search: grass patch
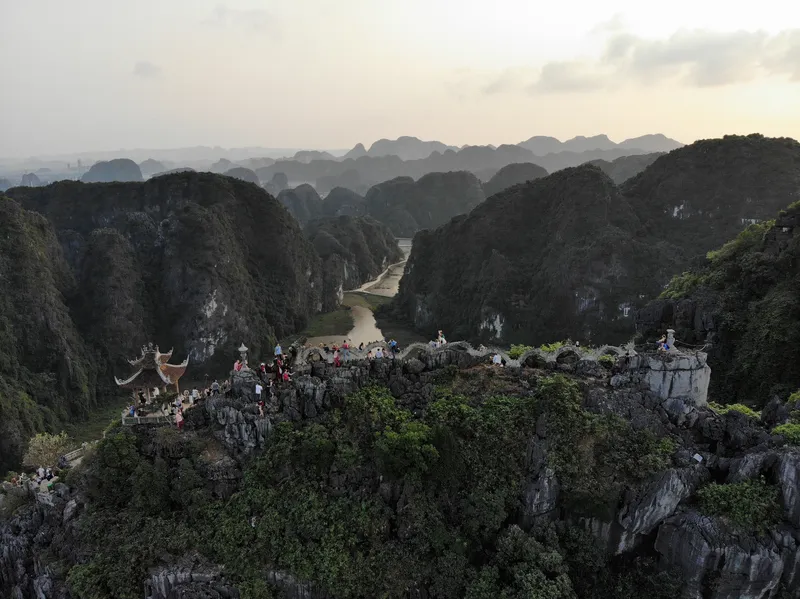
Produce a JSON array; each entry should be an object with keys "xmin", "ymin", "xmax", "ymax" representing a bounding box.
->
[
  {"xmin": 708, "ymin": 402, "xmax": 761, "ymax": 419},
  {"xmin": 343, "ymin": 292, "xmax": 390, "ymax": 311},
  {"xmin": 64, "ymin": 394, "xmax": 130, "ymax": 445},
  {"xmin": 301, "ymin": 306, "xmax": 354, "ymax": 338},
  {"xmin": 697, "ymin": 477, "xmax": 781, "ymax": 531}
]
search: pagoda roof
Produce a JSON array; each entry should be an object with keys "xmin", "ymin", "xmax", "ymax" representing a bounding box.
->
[
  {"xmin": 160, "ymin": 357, "xmax": 189, "ymax": 382},
  {"xmin": 117, "ymin": 343, "xmax": 188, "ymax": 389},
  {"xmin": 157, "ymin": 348, "xmax": 174, "ymax": 364},
  {"xmin": 115, "ymin": 366, "xmax": 173, "ymax": 390}
]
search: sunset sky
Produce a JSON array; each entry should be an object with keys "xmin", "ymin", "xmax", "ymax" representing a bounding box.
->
[{"xmin": 2, "ymin": 0, "xmax": 800, "ymax": 157}]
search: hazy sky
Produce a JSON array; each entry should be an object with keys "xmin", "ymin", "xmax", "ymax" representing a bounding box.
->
[{"xmin": 2, "ymin": 0, "xmax": 800, "ymax": 157}]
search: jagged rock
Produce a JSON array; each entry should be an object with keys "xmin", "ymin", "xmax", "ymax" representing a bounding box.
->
[
  {"xmin": 779, "ymin": 452, "xmax": 800, "ymax": 528},
  {"xmin": 618, "ymin": 467, "xmax": 708, "ymax": 536},
  {"xmin": 655, "ymin": 511, "xmax": 785, "ymax": 599},
  {"xmin": 144, "ymin": 556, "xmax": 239, "ymax": 599}
]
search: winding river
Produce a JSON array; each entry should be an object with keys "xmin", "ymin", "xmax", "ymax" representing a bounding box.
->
[{"xmin": 306, "ymin": 239, "xmax": 418, "ymax": 347}]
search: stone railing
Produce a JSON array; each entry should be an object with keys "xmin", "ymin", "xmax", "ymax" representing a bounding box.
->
[{"xmin": 295, "ymin": 339, "xmax": 632, "ymax": 370}]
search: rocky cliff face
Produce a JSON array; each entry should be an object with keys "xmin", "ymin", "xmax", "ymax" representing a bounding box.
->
[
  {"xmin": 81, "ymin": 158, "xmax": 143, "ymax": 183},
  {"xmin": 637, "ymin": 200, "xmax": 800, "ymax": 407},
  {"xmin": 306, "ymin": 216, "xmax": 403, "ymax": 309},
  {"xmin": 5, "ymin": 343, "xmax": 800, "ymax": 599},
  {"xmin": 7, "ymin": 172, "xmax": 333, "ymax": 376},
  {"xmin": 364, "ymin": 170, "xmax": 485, "ymax": 236},
  {"xmin": 0, "ymin": 197, "xmax": 96, "ymax": 473},
  {"xmin": 393, "ymin": 165, "xmax": 681, "ymax": 344}
]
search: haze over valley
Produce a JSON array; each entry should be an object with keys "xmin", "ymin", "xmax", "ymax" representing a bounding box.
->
[{"xmin": 5, "ymin": 3, "xmax": 800, "ymax": 599}]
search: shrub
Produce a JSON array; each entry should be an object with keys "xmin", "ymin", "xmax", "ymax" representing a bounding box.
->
[
  {"xmin": 23, "ymin": 431, "xmax": 73, "ymax": 469},
  {"xmin": 788, "ymin": 390, "xmax": 800, "ymax": 404},
  {"xmin": 773, "ymin": 423, "xmax": 800, "ymax": 445},
  {"xmin": 708, "ymin": 402, "xmax": 761, "ymax": 419},
  {"xmin": 508, "ymin": 344, "xmax": 533, "ymax": 359},
  {"xmin": 539, "ymin": 341, "xmax": 565, "ymax": 353},
  {"xmin": 598, "ymin": 354, "xmax": 616, "ymax": 368},
  {"xmin": 697, "ymin": 477, "xmax": 781, "ymax": 530}
]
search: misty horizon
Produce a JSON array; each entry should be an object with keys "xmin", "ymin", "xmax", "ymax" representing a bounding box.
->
[{"xmin": 3, "ymin": 1, "xmax": 800, "ymax": 159}]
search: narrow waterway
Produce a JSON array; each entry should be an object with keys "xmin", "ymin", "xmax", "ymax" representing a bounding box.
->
[{"xmin": 305, "ymin": 238, "xmax": 421, "ymax": 347}]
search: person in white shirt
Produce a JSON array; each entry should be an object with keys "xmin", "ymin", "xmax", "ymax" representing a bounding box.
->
[
  {"xmin": 255, "ymin": 382, "xmax": 263, "ymax": 402},
  {"xmin": 375, "ymin": 347, "xmax": 384, "ymax": 359},
  {"xmin": 492, "ymin": 353, "xmax": 503, "ymax": 366}
]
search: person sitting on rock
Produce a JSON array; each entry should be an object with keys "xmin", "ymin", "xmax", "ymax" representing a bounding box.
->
[
  {"xmin": 492, "ymin": 353, "xmax": 503, "ymax": 367},
  {"xmin": 234, "ymin": 359, "xmax": 242, "ymax": 372}
]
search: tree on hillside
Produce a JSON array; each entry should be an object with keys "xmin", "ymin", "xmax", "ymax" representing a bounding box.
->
[{"xmin": 23, "ymin": 432, "xmax": 72, "ymax": 469}]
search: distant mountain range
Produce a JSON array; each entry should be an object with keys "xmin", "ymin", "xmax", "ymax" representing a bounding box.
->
[
  {"xmin": 517, "ymin": 133, "xmax": 682, "ymax": 155},
  {"xmin": 0, "ymin": 133, "xmax": 685, "ymax": 192}
]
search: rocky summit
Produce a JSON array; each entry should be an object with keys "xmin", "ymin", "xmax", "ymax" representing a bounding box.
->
[
  {"xmin": 80, "ymin": 158, "xmax": 144, "ymax": 183},
  {"xmin": 393, "ymin": 164, "xmax": 681, "ymax": 345},
  {"xmin": 482, "ymin": 162, "xmax": 549, "ymax": 197},
  {"xmin": 1, "ymin": 173, "xmax": 335, "ymax": 472},
  {"xmin": 5, "ymin": 341, "xmax": 800, "ymax": 599},
  {"xmin": 393, "ymin": 135, "xmax": 800, "ymax": 347},
  {"xmin": 637, "ymin": 200, "xmax": 800, "ymax": 408},
  {"xmin": 622, "ymin": 134, "xmax": 800, "ymax": 259},
  {"xmin": 364, "ymin": 170, "xmax": 485, "ymax": 236}
]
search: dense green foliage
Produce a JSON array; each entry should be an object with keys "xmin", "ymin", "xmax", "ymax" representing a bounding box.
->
[
  {"xmin": 654, "ymin": 202, "xmax": 800, "ymax": 406},
  {"xmin": 64, "ymin": 375, "xmax": 680, "ymax": 599},
  {"xmin": 0, "ymin": 196, "xmax": 96, "ymax": 473},
  {"xmin": 697, "ymin": 477, "xmax": 781, "ymax": 531},
  {"xmin": 508, "ymin": 344, "xmax": 533, "ymax": 359},
  {"xmin": 623, "ymin": 134, "xmax": 800, "ymax": 259},
  {"xmin": 773, "ymin": 423, "xmax": 800, "ymax": 445},
  {"xmin": 394, "ymin": 165, "xmax": 682, "ymax": 345},
  {"xmin": 8, "ymin": 172, "xmax": 329, "ymax": 375}
]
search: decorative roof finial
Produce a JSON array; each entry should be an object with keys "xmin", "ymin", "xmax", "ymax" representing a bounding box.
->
[{"xmin": 238, "ymin": 343, "xmax": 249, "ymax": 365}]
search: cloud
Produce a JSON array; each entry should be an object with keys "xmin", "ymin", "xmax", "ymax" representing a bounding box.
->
[
  {"xmin": 526, "ymin": 26, "xmax": 800, "ymax": 93},
  {"xmin": 133, "ymin": 61, "xmax": 162, "ymax": 78},
  {"xmin": 590, "ymin": 13, "xmax": 626, "ymax": 36},
  {"xmin": 204, "ymin": 4, "xmax": 280, "ymax": 36},
  {"xmin": 528, "ymin": 61, "xmax": 608, "ymax": 93}
]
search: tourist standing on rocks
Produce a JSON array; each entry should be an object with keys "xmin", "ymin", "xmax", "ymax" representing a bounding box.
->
[
  {"xmin": 175, "ymin": 409, "xmax": 184, "ymax": 431},
  {"xmin": 211, "ymin": 380, "xmax": 220, "ymax": 396},
  {"xmin": 255, "ymin": 382, "xmax": 263, "ymax": 402},
  {"xmin": 274, "ymin": 343, "xmax": 282, "ymax": 358},
  {"xmin": 342, "ymin": 340, "xmax": 350, "ymax": 361}
]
